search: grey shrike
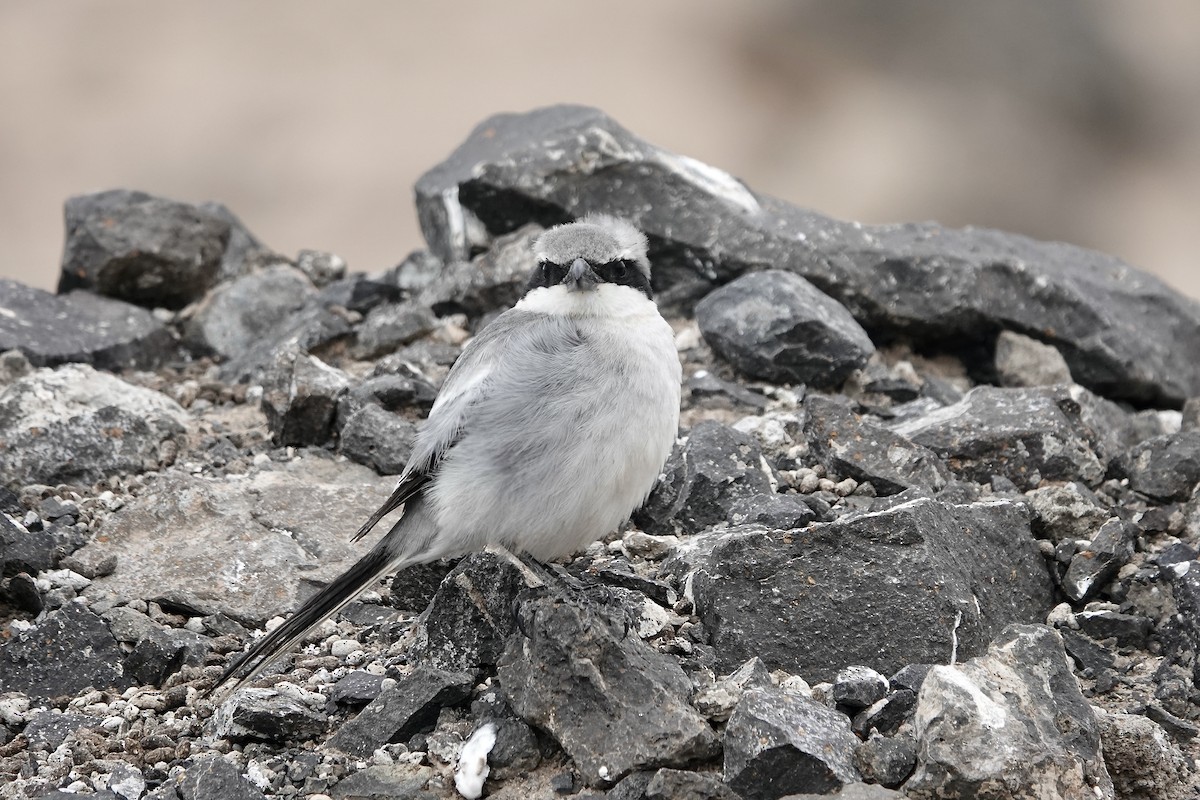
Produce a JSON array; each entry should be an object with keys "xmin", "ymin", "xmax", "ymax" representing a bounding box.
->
[{"xmin": 212, "ymin": 214, "xmax": 682, "ymax": 693}]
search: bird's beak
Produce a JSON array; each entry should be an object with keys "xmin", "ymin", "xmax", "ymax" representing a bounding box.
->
[{"xmin": 564, "ymin": 257, "xmax": 601, "ymax": 292}]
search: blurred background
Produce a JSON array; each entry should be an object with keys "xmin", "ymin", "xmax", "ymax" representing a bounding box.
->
[{"xmin": 3, "ymin": 0, "xmax": 1198, "ymax": 299}]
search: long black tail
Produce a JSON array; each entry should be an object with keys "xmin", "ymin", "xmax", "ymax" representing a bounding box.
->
[{"xmin": 208, "ymin": 539, "xmax": 410, "ymax": 697}]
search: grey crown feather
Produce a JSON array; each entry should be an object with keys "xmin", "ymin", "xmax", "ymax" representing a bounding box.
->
[{"xmin": 534, "ymin": 214, "xmax": 651, "ymax": 278}]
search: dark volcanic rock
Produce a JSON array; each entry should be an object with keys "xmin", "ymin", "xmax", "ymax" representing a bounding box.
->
[
  {"xmin": 183, "ymin": 264, "xmax": 315, "ymax": 359},
  {"xmin": 216, "ymin": 686, "xmax": 329, "ymax": 745},
  {"xmin": 1074, "ymin": 609, "xmax": 1152, "ymax": 650},
  {"xmin": 59, "ymin": 188, "xmax": 230, "ymax": 309},
  {"xmin": 723, "ymin": 687, "xmax": 861, "ymax": 799},
  {"xmin": 23, "ymin": 711, "xmax": 100, "ymax": 751},
  {"xmin": 261, "ymin": 347, "xmax": 350, "ymax": 447},
  {"xmin": 1, "ymin": 516, "xmax": 88, "ymax": 576},
  {"xmin": 892, "ymin": 385, "xmax": 1104, "ymax": 490},
  {"xmin": 1117, "ymin": 430, "xmax": 1200, "ymax": 502},
  {"xmin": 831, "ymin": 665, "xmax": 889, "ymax": 711},
  {"xmin": 316, "ymin": 273, "xmax": 403, "ymax": 314},
  {"xmin": 412, "ymin": 549, "xmax": 542, "ymax": 675},
  {"xmin": 803, "ymin": 395, "xmax": 949, "ymax": 494},
  {"xmin": 353, "ymin": 302, "xmax": 439, "ymax": 359},
  {"xmin": 0, "ymin": 602, "xmax": 132, "ymax": 702},
  {"xmin": 498, "ymin": 590, "xmax": 718, "ymax": 786},
  {"xmin": 327, "ymin": 665, "xmax": 473, "ymax": 758},
  {"xmin": 415, "ymin": 104, "xmax": 1200, "ymax": 404},
  {"xmin": 178, "ymin": 755, "xmax": 267, "ymax": 800},
  {"xmin": 854, "ymin": 732, "xmax": 917, "ymax": 788},
  {"xmin": 337, "ymin": 403, "xmax": 417, "ymax": 475},
  {"xmin": 328, "ymin": 671, "xmax": 386, "ymax": 707},
  {"xmin": 851, "ymin": 690, "xmax": 917, "ymax": 738},
  {"xmin": 906, "ymin": 624, "xmax": 1114, "ymax": 800},
  {"xmin": 672, "ymin": 496, "xmax": 1054, "ymax": 680},
  {"xmin": 727, "ymin": 494, "xmax": 816, "ymax": 530},
  {"xmin": 124, "ymin": 626, "xmax": 211, "ymax": 685},
  {"xmin": 0, "ymin": 363, "xmax": 187, "ymax": 490},
  {"xmin": 644, "ymin": 768, "xmax": 739, "ymax": 800},
  {"xmin": 414, "ymin": 224, "xmax": 542, "ymax": 320},
  {"xmin": 0, "ymin": 279, "xmax": 176, "ymax": 371},
  {"xmin": 190, "ymin": 270, "xmax": 356, "ymax": 383},
  {"xmin": 635, "ymin": 421, "xmax": 773, "ymax": 535},
  {"xmin": 197, "ymin": 200, "xmax": 277, "ymax": 283},
  {"xmin": 696, "ymin": 270, "xmax": 875, "ymax": 388},
  {"xmin": 1059, "ymin": 517, "xmax": 1136, "ymax": 602}
]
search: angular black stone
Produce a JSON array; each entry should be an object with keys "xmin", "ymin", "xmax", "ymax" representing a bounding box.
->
[
  {"xmin": 696, "ymin": 270, "xmax": 874, "ymax": 389},
  {"xmin": 59, "ymin": 188, "xmax": 230, "ymax": 309},
  {"xmin": 1074, "ymin": 609, "xmax": 1152, "ymax": 650},
  {"xmin": 217, "ymin": 687, "xmax": 328, "ymax": 745},
  {"xmin": 415, "ymin": 104, "xmax": 1200, "ymax": 405},
  {"xmin": 0, "ymin": 280, "xmax": 175, "ymax": 371},
  {"xmin": 1059, "ymin": 518, "xmax": 1136, "ymax": 602},
  {"xmin": 892, "ymin": 386, "xmax": 1104, "ymax": 490},
  {"xmin": 804, "ymin": 395, "xmax": 949, "ymax": 495},
  {"xmin": 340, "ymin": 372, "xmax": 438, "ymax": 417},
  {"xmin": 327, "ymin": 665, "xmax": 473, "ymax": 758},
  {"xmin": 178, "ymin": 755, "xmax": 268, "ymax": 800},
  {"xmin": 0, "ymin": 517, "xmax": 88, "ymax": 576},
  {"xmin": 675, "ymin": 496, "xmax": 1054, "ymax": 680},
  {"xmin": 411, "ymin": 549, "xmax": 538, "ymax": 674},
  {"xmin": 414, "ymin": 225, "xmax": 542, "ymax": 321},
  {"xmin": 1059, "ymin": 629, "xmax": 1117, "ymax": 677},
  {"xmin": 316, "ymin": 273, "xmax": 402, "ymax": 314},
  {"xmin": 726, "ymin": 494, "xmax": 816, "ymax": 530},
  {"xmin": 634, "ymin": 421, "xmax": 774, "ymax": 535},
  {"xmin": 353, "ymin": 302, "xmax": 439, "ymax": 359},
  {"xmin": 0, "ymin": 602, "xmax": 132, "ymax": 702},
  {"xmin": 854, "ymin": 732, "xmax": 917, "ymax": 789},
  {"xmin": 125, "ymin": 627, "xmax": 211, "ymax": 685},
  {"xmin": 851, "ymin": 690, "xmax": 917, "ymax": 738},
  {"xmin": 23, "ymin": 711, "xmax": 99, "ymax": 751},
  {"xmin": 1117, "ymin": 431, "xmax": 1200, "ymax": 502},
  {"xmin": 328, "ymin": 670, "xmax": 386, "ymax": 707},
  {"xmin": 723, "ymin": 687, "xmax": 861, "ymax": 798},
  {"xmin": 261, "ymin": 348, "xmax": 350, "ymax": 447},
  {"xmin": 644, "ymin": 768, "xmax": 739, "ymax": 800},
  {"xmin": 216, "ymin": 298, "xmax": 354, "ymax": 384},
  {"xmin": 337, "ymin": 403, "xmax": 417, "ymax": 475},
  {"xmin": 183, "ymin": 264, "xmax": 315, "ymax": 359},
  {"xmin": 498, "ymin": 589, "xmax": 718, "ymax": 786},
  {"xmin": 684, "ymin": 371, "xmax": 769, "ymax": 411},
  {"xmin": 888, "ymin": 663, "xmax": 932, "ymax": 694},
  {"xmin": 831, "ymin": 665, "xmax": 890, "ymax": 711}
]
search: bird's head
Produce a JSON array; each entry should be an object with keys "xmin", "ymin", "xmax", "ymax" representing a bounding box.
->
[{"xmin": 526, "ymin": 214, "xmax": 652, "ymax": 299}]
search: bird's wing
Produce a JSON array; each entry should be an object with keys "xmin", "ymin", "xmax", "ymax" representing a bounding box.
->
[{"xmin": 350, "ymin": 311, "xmax": 532, "ymax": 541}]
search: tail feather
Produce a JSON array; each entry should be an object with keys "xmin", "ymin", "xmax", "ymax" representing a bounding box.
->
[{"xmin": 208, "ymin": 540, "xmax": 408, "ymax": 697}]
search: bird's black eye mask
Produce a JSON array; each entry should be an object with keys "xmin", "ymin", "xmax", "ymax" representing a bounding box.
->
[{"xmin": 524, "ymin": 259, "xmax": 652, "ymax": 299}]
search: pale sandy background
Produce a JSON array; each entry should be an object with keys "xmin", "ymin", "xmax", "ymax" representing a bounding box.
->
[{"xmin": 2, "ymin": 1, "xmax": 1198, "ymax": 300}]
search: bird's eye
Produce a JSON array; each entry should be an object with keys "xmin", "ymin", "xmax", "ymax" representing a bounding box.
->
[{"xmin": 612, "ymin": 261, "xmax": 629, "ymax": 279}]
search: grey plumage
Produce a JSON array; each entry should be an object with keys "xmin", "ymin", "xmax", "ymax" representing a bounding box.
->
[{"xmin": 211, "ymin": 216, "xmax": 681, "ymax": 695}]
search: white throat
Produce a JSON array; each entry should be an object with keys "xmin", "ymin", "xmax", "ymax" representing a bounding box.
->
[{"xmin": 516, "ymin": 284, "xmax": 657, "ymax": 319}]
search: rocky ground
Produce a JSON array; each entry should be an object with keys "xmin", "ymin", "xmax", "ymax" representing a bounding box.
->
[{"xmin": 2, "ymin": 105, "xmax": 1200, "ymax": 799}]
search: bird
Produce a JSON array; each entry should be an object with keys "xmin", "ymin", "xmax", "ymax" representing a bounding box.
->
[{"xmin": 211, "ymin": 214, "xmax": 682, "ymax": 694}]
